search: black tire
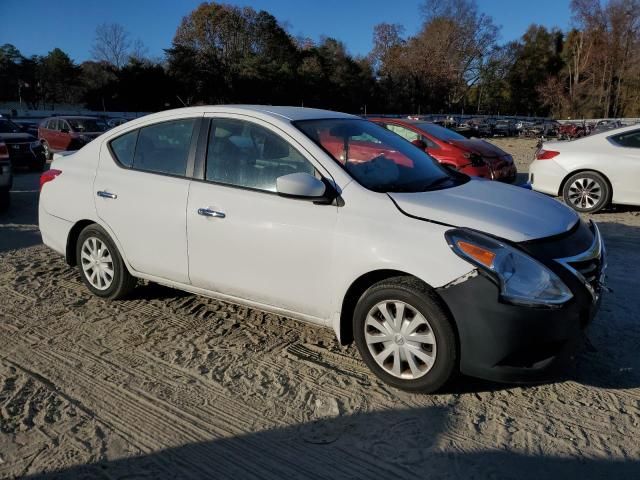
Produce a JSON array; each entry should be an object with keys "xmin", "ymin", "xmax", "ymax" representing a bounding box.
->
[
  {"xmin": 76, "ymin": 224, "xmax": 136, "ymax": 299},
  {"xmin": 0, "ymin": 189, "xmax": 9, "ymax": 212},
  {"xmin": 562, "ymin": 171, "xmax": 611, "ymax": 213},
  {"xmin": 353, "ymin": 276, "xmax": 457, "ymax": 393}
]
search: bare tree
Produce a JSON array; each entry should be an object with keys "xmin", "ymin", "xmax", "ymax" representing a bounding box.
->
[{"xmin": 91, "ymin": 23, "xmax": 131, "ymax": 68}]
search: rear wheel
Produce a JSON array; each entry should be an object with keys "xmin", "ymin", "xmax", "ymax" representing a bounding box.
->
[
  {"xmin": 562, "ymin": 171, "xmax": 610, "ymax": 213},
  {"xmin": 76, "ymin": 224, "xmax": 136, "ymax": 299},
  {"xmin": 353, "ymin": 277, "xmax": 457, "ymax": 392}
]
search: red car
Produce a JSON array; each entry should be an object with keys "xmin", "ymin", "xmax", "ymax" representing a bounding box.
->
[
  {"xmin": 370, "ymin": 118, "xmax": 517, "ymax": 182},
  {"xmin": 557, "ymin": 122, "xmax": 586, "ymax": 140},
  {"xmin": 38, "ymin": 116, "xmax": 108, "ymax": 159}
]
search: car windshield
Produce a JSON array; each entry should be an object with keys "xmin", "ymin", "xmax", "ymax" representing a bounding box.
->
[
  {"xmin": 413, "ymin": 122, "xmax": 466, "ymax": 141},
  {"xmin": 0, "ymin": 119, "xmax": 23, "ymax": 133},
  {"xmin": 294, "ymin": 118, "xmax": 461, "ymax": 193},
  {"xmin": 67, "ymin": 118, "xmax": 108, "ymax": 132}
]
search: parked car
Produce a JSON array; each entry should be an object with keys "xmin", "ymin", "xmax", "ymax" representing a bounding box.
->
[
  {"xmin": 13, "ymin": 119, "xmax": 40, "ymax": 137},
  {"xmin": 493, "ymin": 119, "xmax": 516, "ymax": 137},
  {"xmin": 590, "ymin": 119, "xmax": 622, "ymax": 135},
  {"xmin": 370, "ymin": 117, "xmax": 517, "ymax": 182},
  {"xmin": 558, "ymin": 122, "xmax": 586, "ymax": 140},
  {"xmin": 0, "ymin": 117, "xmax": 46, "ymax": 170},
  {"xmin": 107, "ymin": 117, "xmax": 129, "ymax": 129},
  {"xmin": 0, "ymin": 141, "xmax": 13, "ymax": 210},
  {"xmin": 39, "ymin": 105, "xmax": 606, "ymax": 392},
  {"xmin": 38, "ymin": 116, "xmax": 108, "ymax": 159},
  {"xmin": 530, "ymin": 124, "xmax": 640, "ymax": 212}
]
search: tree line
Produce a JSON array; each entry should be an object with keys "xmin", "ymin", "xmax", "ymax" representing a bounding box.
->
[{"xmin": 0, "ymin": 0, "xmax": 638, "ymax": 118}]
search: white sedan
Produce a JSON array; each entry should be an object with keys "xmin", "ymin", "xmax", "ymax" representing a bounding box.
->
[
  {"xmin": 39, "ymin": 106, "xmax": 605, "ymax": 392},
  {"xmin": 530, "ymin": 125, "xmax": 640, "ymax": 212}
]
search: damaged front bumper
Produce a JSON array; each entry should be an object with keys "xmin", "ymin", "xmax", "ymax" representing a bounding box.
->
[{"xmin": 436, "ymin": 270, "xmax": 600, "ymax": 383}]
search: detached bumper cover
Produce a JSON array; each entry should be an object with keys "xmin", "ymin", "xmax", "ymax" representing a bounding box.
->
[{"xmin": 437, "ymin": 273, "xmax": 600, "ymax": 383}]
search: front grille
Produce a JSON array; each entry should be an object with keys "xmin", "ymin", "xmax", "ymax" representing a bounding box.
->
[
  {"xmin": 555, "ymin": 220, "xmax": 606, "ymax": 301},
  {"xmin": 567, "ymin": 257, "xmax": 602, "ymax": 294}
]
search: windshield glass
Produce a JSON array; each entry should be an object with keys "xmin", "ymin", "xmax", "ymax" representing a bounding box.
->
[
  {"xmin": 67, "ymin": 118, "xmax": 108, "ymax": 132},
  {"xmin": 0, "ymin": 119, "xmax": 23, "ymax": 134},
  {"xmin": 413, "ymin": 122, "xmax": 466, "ymax": 141},
  {"xmin": 294, "ymin": 118, "xmax": 462, "ymax": 193}
]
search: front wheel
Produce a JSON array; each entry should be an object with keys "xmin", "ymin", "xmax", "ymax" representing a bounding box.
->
[
  {"xmin": 76, "ymin": 224, "xmax": 137, "ymax": 299},
  {"xmin": 353, "ymin": 277, "xmax": 457, "ymax": 392},
  {"xmin": 562, "ymin": 171, "xmax": 610, "ymax": 213}
]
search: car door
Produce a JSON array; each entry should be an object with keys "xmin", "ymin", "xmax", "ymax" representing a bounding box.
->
[
  {"xmin": 94, "ymin": 116, "xmax": 201, "ymax": 283},
  {"xmin": 48, "ymin": 119, "xmax": 62, "ymax": 151},
  {"xmin": 186, "ymin": 115, "xmax": 338, "ymax": 320},
  {"xmin": 59, "ymin": 119, "xmax": 72, "ymax": 150},
  {"xmin": 607, "ymin": 129, "xmax": 640, "ymax": 205}
]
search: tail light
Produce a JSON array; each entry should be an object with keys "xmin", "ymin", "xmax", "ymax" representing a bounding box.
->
[
  {"xmin": 536, "ymin": 149, "xmax": 560, "ymax": 160},
  {"xmin": 40, "ymin": 169, "xmax": 62, "ymax": 191},
  {"xmin": 0, "ymin": 141, "xmax": 9, "ymax": 160}
]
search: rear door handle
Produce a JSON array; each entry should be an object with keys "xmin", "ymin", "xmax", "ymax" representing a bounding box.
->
[
  {"xmin": 197, "ymin": 208, "xmax": 225, "ymax": 218},
  {"xmin": 97, "ymin": 190, "xmax": 117, "ymax": 199}
]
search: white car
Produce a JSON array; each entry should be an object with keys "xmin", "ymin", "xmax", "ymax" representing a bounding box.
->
[
  {"xmin": 530, "ymin": 125, "xmax": 640, "ymax": 212},
  {"xmin": 39, "ymin": 106, "xmax": 606, "ymax": 392}
]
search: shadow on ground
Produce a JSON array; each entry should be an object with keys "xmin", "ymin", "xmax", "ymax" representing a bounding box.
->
[{"xmin": 25, "ymin": 405, "xmax": 639, "ymax": 479}]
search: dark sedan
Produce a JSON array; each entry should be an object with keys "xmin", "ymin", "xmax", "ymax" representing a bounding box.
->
[{"xmin": 0, "ymin": 118, "xmax": 46, "ymax": 171}]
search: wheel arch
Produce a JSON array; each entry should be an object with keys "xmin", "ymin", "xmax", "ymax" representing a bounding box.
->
[
  {"xmin": 65, "ymin": 219, "xmax": 133, "ymax": 276},
  {"xmin": 337, "ymin": 269, "xmax": 459, "ymax": 348},
  {"xmin": 558, "ymin": 168, "xmax": 613, "ymax": 199},
  {"xmin": 65, "ymin": 219, "xmax": 96, "ymax": 266}
]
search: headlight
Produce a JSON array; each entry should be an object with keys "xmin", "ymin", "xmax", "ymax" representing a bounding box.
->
[
  {"xmin": 446, "ymin": 229, "xmax": 573, "ymax": 307},
  {"xmin": 30, "ymin": 140, "xmax": 41, "ymax": 149}
]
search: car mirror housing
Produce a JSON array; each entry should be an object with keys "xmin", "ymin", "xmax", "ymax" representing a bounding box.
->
[{"xmin": 276, "ymin": 172, "xmax": 327, "ymax": 200}]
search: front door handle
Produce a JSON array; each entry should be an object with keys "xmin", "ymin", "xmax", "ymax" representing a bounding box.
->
[
  {"xmin": 197, "ymin": 208, "xmax": 225, "ymax": 218},
  {"xmin": 97, "ymin": 190, "xmax": 117, "ymax": 199}
]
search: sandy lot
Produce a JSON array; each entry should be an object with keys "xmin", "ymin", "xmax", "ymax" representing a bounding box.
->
[{"xmin": 1, "ymin": 138, "xmax": 639, "ymax": 479}]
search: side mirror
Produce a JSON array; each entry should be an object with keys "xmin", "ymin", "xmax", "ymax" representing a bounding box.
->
[
  {"xmin": 411, "ymin": 139, "xmax": 428, "ymax": 150},
  {"xmin": 276, "ymin": 172, "xmax": 329, "ymax": 200}
]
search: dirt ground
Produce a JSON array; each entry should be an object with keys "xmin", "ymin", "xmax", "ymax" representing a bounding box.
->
[{"xmin": 1, "ymin": 138, "xmax": 639, "ymax": 479}]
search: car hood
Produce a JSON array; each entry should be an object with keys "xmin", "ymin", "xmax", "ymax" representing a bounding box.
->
[
  {"xmin": 447, "ymin": 139, "xmax": 508, "ymax": 159},
  {"xmin": 388, "ymin": 179, "xmax": 578, "ymax": 242},
  {"xmin": 0, "ymin": 132, "xmax": 37, "ymax": 143}
]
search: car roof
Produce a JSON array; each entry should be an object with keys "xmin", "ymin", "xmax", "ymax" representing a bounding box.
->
[
  {"xmin": 43, "ymin": 116, "xmax": 101, "ymax": 120},
  {"xmin": 138, "ymin": 105, "xmax": 358, "ymax": 123}
]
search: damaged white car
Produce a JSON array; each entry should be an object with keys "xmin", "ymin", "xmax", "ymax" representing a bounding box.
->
[{"xmin": 39, "ymin": 106, "xmax": 605, "ymax": 392}]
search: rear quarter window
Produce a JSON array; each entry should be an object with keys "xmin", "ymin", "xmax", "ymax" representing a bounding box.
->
[{"xmin": 110, "ymin": 130, "xmax": 139, "ymax": 167}]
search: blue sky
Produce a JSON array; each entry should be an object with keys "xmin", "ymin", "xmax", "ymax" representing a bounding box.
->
[{"xmin": 0, "ymin": 0, "xmax": 572, "ymax": 61}]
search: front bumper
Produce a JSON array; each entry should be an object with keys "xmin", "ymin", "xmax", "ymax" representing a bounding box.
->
[
  {"xmin": 437, "ymin": 273, "xmax": 600, "ymax": 383},
  {"xmin": 437, "ymin": 220, "xmax": 605, "ymax": 383}
]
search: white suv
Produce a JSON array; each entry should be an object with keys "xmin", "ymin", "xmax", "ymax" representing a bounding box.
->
[{"xmin": 39, "ymin": 106, "xmax": 606, "ymax": 392}]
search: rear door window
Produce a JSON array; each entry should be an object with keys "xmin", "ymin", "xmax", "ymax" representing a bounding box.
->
[
  {"xmin": 386, "ymin": 124, "xmax": 420, "ymax": 142},
  {"xmin": 610, "ymin": 130, "xmax": 640, "ymax": 149},
  {"xmin": 131, "ymin": 119, "xmax": 196, "ymax": 176}
]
